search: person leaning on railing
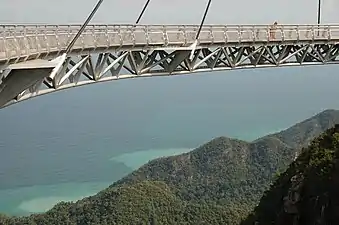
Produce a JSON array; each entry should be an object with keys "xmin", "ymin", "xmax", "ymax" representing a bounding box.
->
[{"xmin": 269, "ymin": 21, "xmax": 278, "ymax": 40}]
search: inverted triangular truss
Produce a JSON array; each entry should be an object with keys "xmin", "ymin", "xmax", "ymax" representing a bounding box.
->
[{"xmin": 3, "ymin": 43, "xmax": 339, "ymax": 107}]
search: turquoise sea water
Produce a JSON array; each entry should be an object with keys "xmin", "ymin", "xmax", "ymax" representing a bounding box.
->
[
  {"xmin": 0, "ymin": 182, "xmax": 111, "ymax": 216},
  {"xmin": 110, "ymin": 148, "xmax": 193, "ymax": 170},
  {"xmin": 1, "ymin": 65, "xmax": 339, "ymax": 215}
]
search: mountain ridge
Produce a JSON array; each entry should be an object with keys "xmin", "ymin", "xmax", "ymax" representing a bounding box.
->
[
  {"xmin": 241, "ymin": 124, "xmax": 339, "ymax": 225},
  {"xmin": 2, "ymin": 109, "xmax": 339, "ymax": 224},
  {"xmin": 107, "ymin": 109, "xmax": 339, "ymax": 221}
]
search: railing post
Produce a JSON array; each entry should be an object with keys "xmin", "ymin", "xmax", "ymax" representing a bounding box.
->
[
  {"xmin": 305, "ymin": 25, "xmax": 309, "ymax": 38},
  {"xmin": 35, "ymin": 25, "xmax": 41, "ymax": 56},
  {"xmin": 105, "ymin": 24, "xmax": 109, "ymax": 50},
  {"xmin": 118, "ymin": 25, "xmax": 123, "ymax": 48},
  {"xmin": 67, "ymin": 25, "xmax": 71, "ymax": 47},
  {"xmin": 266, "ymin": 25, "xmax": 270, "ymax": 42},
  {"xmin": 144, "ymin": 25, "xmax": 149, "ymax": 47},
  {"xmin": 224, "ymin": 25, "xmax": 228, "ymax": 44},
  {"xmin": 92, "ymin": 25, "xmax": 97, "ymax": 49},
  {"xmin": 131, "ymin": 25, "xmax": 136, "ymax": 47},
  {"xmin": 13, "ymin": 25, "xmax": 20, "ymax": 59},
  {"xmin": 182, "ymin": 25, "xmax": 187, "ymax": 45},
  {"xmin": 44, "ymin": 25, "xmax": 50, "ymax": 53},
  {"xmin": 81, "ymin": 25, "xmax": 85, "ymax": 51},
  {"xmin": 281, "ymin": 25, "xmax": 285, "ymax": 42},
  {"xmin": 162, "ymin": 25, "xmax": 168, "ymax": 46},
  {"xmin": 2, "ymin": 25, "xmax": 9, "ymax": 60},
  {"xmin": 252, "ymin": 25, "xmax": 255, "ymax": 42},
  {"xmin": 238, "ymin": 25, "xmax": 241, "ymax": 43},
  {"xmin": 209, "ymin": 25, "xmax": 214, "ymax": 45},
  {"xmin": 56, "ymin": 25, "xmax": 61, "ymax": 53},
  {"xmin": 23, "ymin": 25, "xmax": 29, "ymax": 57}
]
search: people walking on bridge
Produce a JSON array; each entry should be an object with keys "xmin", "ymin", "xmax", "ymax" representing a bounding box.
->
[{"xmin": 269, "ymin": 21, "xmax": 278, "ymax": 40}]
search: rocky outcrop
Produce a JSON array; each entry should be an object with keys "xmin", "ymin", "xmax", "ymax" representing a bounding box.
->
[{"xmin": 241, "ymin": 124, "xmax": 339, "ymax": 225}]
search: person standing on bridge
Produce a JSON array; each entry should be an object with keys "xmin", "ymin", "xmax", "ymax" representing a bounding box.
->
[{"xmin": 269, "ymin": 21, "xmax": 278, "ymax": 40}]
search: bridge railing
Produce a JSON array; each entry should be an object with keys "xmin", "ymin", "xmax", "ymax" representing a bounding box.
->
[{"xmin": 1, "ymin": 24, "xmax": 339, "ymax": 61}]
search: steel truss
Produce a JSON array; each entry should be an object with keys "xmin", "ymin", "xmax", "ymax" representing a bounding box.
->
[{"xmin": 1, "ymin": 42, "xmax": 339, "ymax": 108}]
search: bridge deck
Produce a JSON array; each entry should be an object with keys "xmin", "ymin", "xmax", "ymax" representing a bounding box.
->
[{"xmin": 1, "ymin": 24, "xmax": 339, "ymax": 65}]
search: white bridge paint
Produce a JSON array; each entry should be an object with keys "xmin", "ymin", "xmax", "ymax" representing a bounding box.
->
[
  {"xmin": 0, "ymin": 23, "xmax": 338, "ymax": 109},
  {"xmin": 1, "ymin": 24, "xmax": 339, "ymax": 64}
]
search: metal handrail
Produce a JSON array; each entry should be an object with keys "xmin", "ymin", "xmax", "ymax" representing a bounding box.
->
[
  {"xmin": 1, "ymin": 24, "xmax": 339, "ymax": 62},
  {"xmin": 1, "ymin": 24, "xmax": 339, "ymax": 33},
  {"xmin": 1, "ymin": 24, "xmax": 339, "ymax": 31}
]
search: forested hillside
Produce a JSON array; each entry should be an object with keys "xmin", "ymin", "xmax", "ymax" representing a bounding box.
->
[
  {"xmin": 2, "ymin": 109, "xmax": 339, "ymax": 224},
  {"xmin": 114, "ymin": 109, "xmax": 339, "ymax": 215},
  {"xmin": 242, "ymin": 124, "xmax": 339, "ymax": 225},
  {"xmin": 1, "ymin": 181, "xmax": 245, "ymax": 225}
]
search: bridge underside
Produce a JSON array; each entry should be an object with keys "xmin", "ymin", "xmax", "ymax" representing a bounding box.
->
[{"xmin": 0, "ymin": 42, "xmax": 339, "ymax": 108}]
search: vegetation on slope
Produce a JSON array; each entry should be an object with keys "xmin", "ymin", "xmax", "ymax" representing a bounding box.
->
[
  {"xmin": 1, "ymin": 181, "xmax": 244, "ymax": 225},
  {"xmin": 241, "ymin": 124, "xmax": 339, "ymax": 225},
  {"xmin": 2, "ymin": 109, "xmax": 339, "ymax": 224},
  {"xmin": 113, "ymin": 110, "xmax": 339, "ymax": 216}
]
